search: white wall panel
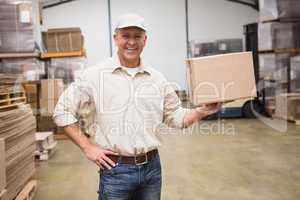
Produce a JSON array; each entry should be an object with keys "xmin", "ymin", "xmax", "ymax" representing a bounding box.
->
[{"xmin": 188, "ymin": 0, "xmax": 258, "ymax": 43}]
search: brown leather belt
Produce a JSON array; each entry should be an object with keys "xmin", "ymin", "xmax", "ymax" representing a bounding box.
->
[{"xmin": 108, "ymin": 149, "xmax": 158, "ymax": 165}]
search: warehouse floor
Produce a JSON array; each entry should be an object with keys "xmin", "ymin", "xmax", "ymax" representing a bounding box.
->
[{"xmin": 34, "ymin": 119, "xmax": 300, "ymax": 200}]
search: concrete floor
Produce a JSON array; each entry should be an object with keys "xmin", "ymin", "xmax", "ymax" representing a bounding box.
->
[{"xmin": 34, "ymin": 119, "xmax": 300, "ymax": 200}]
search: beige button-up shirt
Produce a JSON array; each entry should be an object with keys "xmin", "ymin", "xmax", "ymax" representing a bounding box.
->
[{"xmin": 53, "ymin": 56, "xmax": 189, "ymax": 156}]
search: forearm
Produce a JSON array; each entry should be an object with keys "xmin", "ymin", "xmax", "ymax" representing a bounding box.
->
[
  {"xmin": 63, "ymin": 123, "xmax": 92, "ymax": 151},
  {"xmin": 183, "ymin": 109, "xmax": 205, "ymax": 127}
]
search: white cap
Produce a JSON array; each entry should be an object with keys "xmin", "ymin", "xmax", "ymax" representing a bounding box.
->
[{"xmin": 114, "ymin": 13, "xmax": 146, "ymax": 31}]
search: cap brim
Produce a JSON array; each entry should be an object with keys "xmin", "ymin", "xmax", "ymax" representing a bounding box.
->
[{"xmin": 116, "ymin": 24, "xmax": 146, "ymax": 31}]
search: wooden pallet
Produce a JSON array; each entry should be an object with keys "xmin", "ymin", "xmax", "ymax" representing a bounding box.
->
[
  {"xmin": 0, "ymin": 91, "xmax": 26, "ymax": 111},
  {"xmin": 14, "ymin": 180, "xmax": 37, "ymax": 200}
]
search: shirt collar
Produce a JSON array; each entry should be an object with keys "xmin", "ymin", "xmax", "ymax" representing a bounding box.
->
[{"xmin": 109, "ymin": 54, "xmax": 152, "ymax": 75}]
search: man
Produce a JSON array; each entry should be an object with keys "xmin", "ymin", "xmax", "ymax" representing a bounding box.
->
[{"xmin": 53, "ymin": 13, "xmax": 220, "ymax": 200}]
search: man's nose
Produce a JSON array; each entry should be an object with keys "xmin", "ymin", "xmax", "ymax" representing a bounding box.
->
[{"xmin": 128, "ymin": 38, "xmax": 136, "ymax": 45}]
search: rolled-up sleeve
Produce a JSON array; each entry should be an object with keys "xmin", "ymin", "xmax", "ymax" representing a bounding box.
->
[
  {"xmin": 53, "ymin": 76, "xmax": 92, "ymax": 127},
  {"xmin": 162, "ymin": 81, "xmax": 190, "ymax": 129}
]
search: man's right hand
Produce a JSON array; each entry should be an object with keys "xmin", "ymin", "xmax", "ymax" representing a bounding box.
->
[{"xmin": 83, "ymin": 144, "xmax": 118, "ymax": 170}]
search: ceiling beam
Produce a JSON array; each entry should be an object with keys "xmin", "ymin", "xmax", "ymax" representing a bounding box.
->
[
  {"xmin": 226, "ymin": 0, "xmax": 259, "ymax": 11},
  {"xmin": 42, "ymin": 0, "xmax": 77, "ymax": 9}
]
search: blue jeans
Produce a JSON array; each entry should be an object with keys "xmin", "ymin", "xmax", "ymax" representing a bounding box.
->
[{"xmin": 98, "ymin": 153, "xmax": 162, "ymax": 200}]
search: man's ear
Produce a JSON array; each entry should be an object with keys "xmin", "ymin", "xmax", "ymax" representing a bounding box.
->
[{"xmin": 144, "ymin": 35, "xmax": 148, "ymax": 45}]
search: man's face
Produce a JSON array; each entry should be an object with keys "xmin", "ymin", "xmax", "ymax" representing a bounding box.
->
[{"xmin": 114, "ymin": 27, "xmax": 147, "ymax": 64}]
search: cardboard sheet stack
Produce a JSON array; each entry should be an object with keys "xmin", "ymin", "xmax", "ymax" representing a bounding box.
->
[
  {"xmin": 42, "ymin": 27, "xmax": 84, "ymax": 53},
  {"xmin": 0, "ymin": 58, "xmax": 45, "ymax": 81},
  {"xmin": 258, "ymin": 0, "xmax": 300, "ymax": 119},
  {"xmin": 0, "ymin": 104, "xmax": 36, "ymax": 200},
  {"xmin": 47, "ymin": 57, "xmax": 86, "ymax": 84},
  {"xmin": 290, "ymin": 56, "xmax": 300, "ymax": 92},
  {"xmin": 0, "ymin": 0, "xmax": 35, "ymax": 52}
]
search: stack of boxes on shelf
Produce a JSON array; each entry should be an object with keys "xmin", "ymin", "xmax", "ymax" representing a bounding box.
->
[
  {"xmin": 38, "ymin": 27, "xmax": 86, "ymax": 133},
  {"xmin": 0, "ymin": 74, "xmax": 36, "ymax": 200},
  {"xmin": 0, "ymin": 1, "xmax": 43, "ymax": 198},
  {"xmin": 189, "ymin": 38, "xmax": 243, "ymax": 57},
  {"xmin": 0, "ymin": 0, "xmax": 44, "ymax": 81},
  {"xmin": 42, "ymin": 27, "xmax": 83, "ymax": 53},
  {"xmin": 258, "ymin": 0, "xmax": 300, "ymax": 120},
  {"xmin": 0, "ymin": 0, "xmax": 35, "ymax": 53},
  {"xmin": 0, "ymin": 0, "xmax": 44, "ymax": 118}
]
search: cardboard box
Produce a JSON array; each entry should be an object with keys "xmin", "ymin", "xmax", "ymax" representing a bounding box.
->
[
  {"xmin": 0, "ymin": 31, "xmax": 35, "ymax": 53},
  {"xmin": 36, "ymin": 116, "xmax": 57, "ymax": 132},
  {"xmin": 0, "ymin": 2, "xmax": 33, "ymax": 31},
  {"xmin": 186, "ymin": 52, "xmax": 257, "ymax": 105},
  {"xmin": 47, "ymin": 57, "xmax": 86, "ymax": 84},
  {"xmin": 258, "ymin": 22, "xmax": 300, "ymax": 51},
  {"xmin": 0, "ymin": 189, "xmax": 8, "ymax": 200},
  {"xmin": 0, "ymin": 139, "xmax": 6, "ymax": 192},
  {"xmin": 259, "ymin": 0, "xmax": 300, "ymax": 22},
  {"xmin": 23, "ymin": 84, "xmax": 38, "ymax": 103},
  {"xmin": 275, "ymin": 93, "xmax": 300, "ymax": 120},
  {"xmin": 40, "ymin": 98, "xmax": 59, "ymax": 116},
  {"xmin": 41, "ymin": 79, "xmax": 64, "ymax": 100},
  {"xmin": 42, "ymin": 27, "xmax": 83, "ymax": 53}
]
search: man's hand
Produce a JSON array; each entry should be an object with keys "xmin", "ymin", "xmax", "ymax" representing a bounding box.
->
[
  {"xmin": 83, "ymin": 144, "xmax": 118, "ymax": 170},
  {"xmin": 195, "ymin": 102, "xmax": 221, "ymax": 117},
  {"xmin": 183, "ymin": 102, "xmax": 222, "ymax": 127}
]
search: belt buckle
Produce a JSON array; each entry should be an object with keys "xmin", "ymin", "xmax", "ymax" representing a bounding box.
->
[{"xmin": 134, "ymin": 153, "xmax": 148, "ymax": 165}]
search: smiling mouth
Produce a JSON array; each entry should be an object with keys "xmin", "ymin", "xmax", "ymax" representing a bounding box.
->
[{"xmin": 125, "ymin": 48, "xmax": 138, "ymax": 53}]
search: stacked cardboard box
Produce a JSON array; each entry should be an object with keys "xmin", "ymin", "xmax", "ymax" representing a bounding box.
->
[
  {"xmin": 0, "ymin": 58, "xmax": 45, "ymax": 81},
  {"xmin": 0, "ymin": 1, "xmax": 35, "ymax": 52},
  {"xmin": 216, "ymin": 39, "xmax": 243, "ymax": 54},
  {"xmin": 258, "ymin": 22, "xmax": 300, "ymax": 51},
  {"xmin": 259, "ymin": 0, "xmax": 300, "ymax": 22},
  {"xmin": 23, "ymin": 81, "xmax": 40, "ymax": 115},
  {"xmin": 40, "ymin": 79, "xmax": 64, "ymax": 116},
  {"xmin": 290, "ymin": 56, "xmax": 300, "ymax": 92},
  {"xmin": 47, "ymin": 57, "xmax": 86, "ymax": 84},
  {"xmin": 189, "ymin": 38, "xmax": 243, "ymax": 57},
  {"xmin": 275, "ymin": 93, "xmax": 300, "ymax": 120},
  {"xmin": 0, "ymin": 104, "xmax": 36, "ymax": 200},
  {"xmin": 186, "ymin": 52, "xmax": 257, "ymax": 105},
  {"xmin": 258, "ymin": 0, "xmax": 300, "ymax": 118},
  {"xmin": 42, "ymin": 27, "xmax": 84, "ymax": 53},
  {"xmin": 259, "ymin": 53, "xmax": 298, "ymax": 82}
]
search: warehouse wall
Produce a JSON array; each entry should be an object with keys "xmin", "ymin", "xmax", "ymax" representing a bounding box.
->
[
  {"xmin": 42, "ymin": 0, "xmax": 258, "ymax": 89},
  {"xmin": 188, "ymin": 0, "xmax": 258, "ymax": 43}
]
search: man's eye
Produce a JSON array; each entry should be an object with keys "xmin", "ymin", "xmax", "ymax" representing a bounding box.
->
[{"xmin": 122, "ymin": 35, "xmax": 129, "ymax": 39}]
